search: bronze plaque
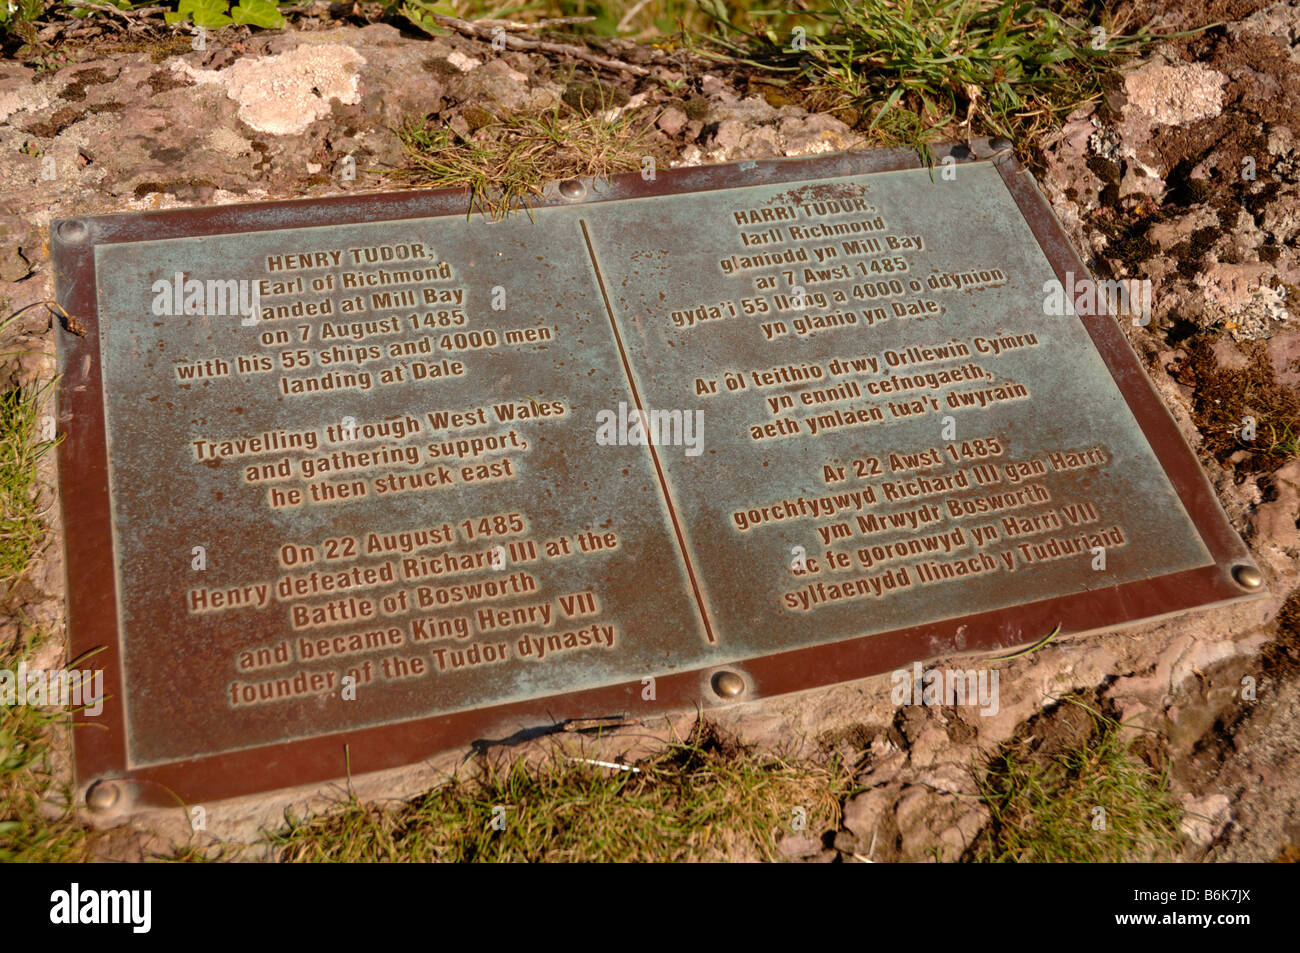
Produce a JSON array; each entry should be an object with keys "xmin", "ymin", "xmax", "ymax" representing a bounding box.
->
[{"xmin": 53, "ymin": 145, "xmax": 1262, "ymax": 806}]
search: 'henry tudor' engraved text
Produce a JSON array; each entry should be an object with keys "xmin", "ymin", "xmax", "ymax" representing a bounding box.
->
[{"xmin": 160, "ymin": 238, "xmax": 633, "ymax": 723}]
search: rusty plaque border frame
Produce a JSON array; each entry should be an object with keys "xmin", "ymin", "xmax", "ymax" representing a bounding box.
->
[{"xmin": 53, "ymin": 142, "xmax": 1263, "ymax": 808}]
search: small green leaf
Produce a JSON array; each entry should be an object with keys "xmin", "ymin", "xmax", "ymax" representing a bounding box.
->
[
  {"xmin": 231, "ymin": 0, "xmax": 286, "ymax": 29},
  {"xmin": 399, "ymin": 2, "xmax": 454, "ymax": 37},
  {"xmin": 170, "ymin": 0, "xmax": 234, "ymax": 29}
]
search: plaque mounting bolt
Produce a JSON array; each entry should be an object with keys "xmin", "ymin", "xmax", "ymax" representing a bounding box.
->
[
  {"xmin": 58, "ymin": 220, "xmax": 89, "ymax": 243},
  {"xmin": 711, "ymin": 671, "xmax": 745, "ymax": 698},
  {"xmin": 85, "ymin": 780, "xmax": 121, "ymax": 813},
  {"xmin": 1231, "ymin": 565, "xmax": 1263, "ymax": 590},
  {"xmin": 558, "ymin": 179, "xmax": 586, "ymax": 200}
]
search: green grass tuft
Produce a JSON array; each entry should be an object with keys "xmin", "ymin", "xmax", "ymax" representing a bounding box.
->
[
  {"xmin": 974, "ymin": 702, "xmax": 1184, "ymax": 862},
  {"xmin": 267, "ymin": 723, "xmax": 849, "ymax": 862},
  {"xmin": 700, "ymin": 0, "xmax": 1177, "ymax": 143},
  {"xmin": 0, "ymin": 374, "xmax": 88, "ymax": 862},
  {"xmin": 0, "ymin": 381, "xmax": 59, "ymax": 599},
  {"xmin": 0, "ymin": 628, "xmax": 94, "ymax": 862}
]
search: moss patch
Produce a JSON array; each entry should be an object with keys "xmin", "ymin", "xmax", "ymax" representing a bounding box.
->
[{"xmin": 1178, "ymin": 337, "xmax": 1300, "ymax": 473}]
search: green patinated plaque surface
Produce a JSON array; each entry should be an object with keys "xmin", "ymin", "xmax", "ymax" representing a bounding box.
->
[{"xmin": 53, "ymin": 147, "xmax": 1260, "ymax": 805}]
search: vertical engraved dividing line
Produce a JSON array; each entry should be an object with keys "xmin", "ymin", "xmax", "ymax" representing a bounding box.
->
[{"xmin": 579, "ymin": 218, "xmax": 717, "ymax": 644}]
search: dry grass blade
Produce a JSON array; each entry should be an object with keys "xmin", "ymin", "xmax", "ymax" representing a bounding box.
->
[{"xmin": 392, "ymin": 105, "xmax": 655, "ymax": 218}]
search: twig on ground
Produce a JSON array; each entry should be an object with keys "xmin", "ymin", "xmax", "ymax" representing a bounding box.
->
[
  {"xmin": 616, "ymin": 0, "xmax": 653, "ymax": 33},
  {"xmin": 566, "ymin": 757, "xmax": 642, "ymax": 773},
  {"xmin": 431, "ymin": 14, "xmax": 650, "ymax": 76},
  {"xmin": 475, "ymin": 16, "xmax": 597, "ymax": 32},
  {"xmin": 62, "ymin": 0, "xmax": 168, "ymax": 19}
]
